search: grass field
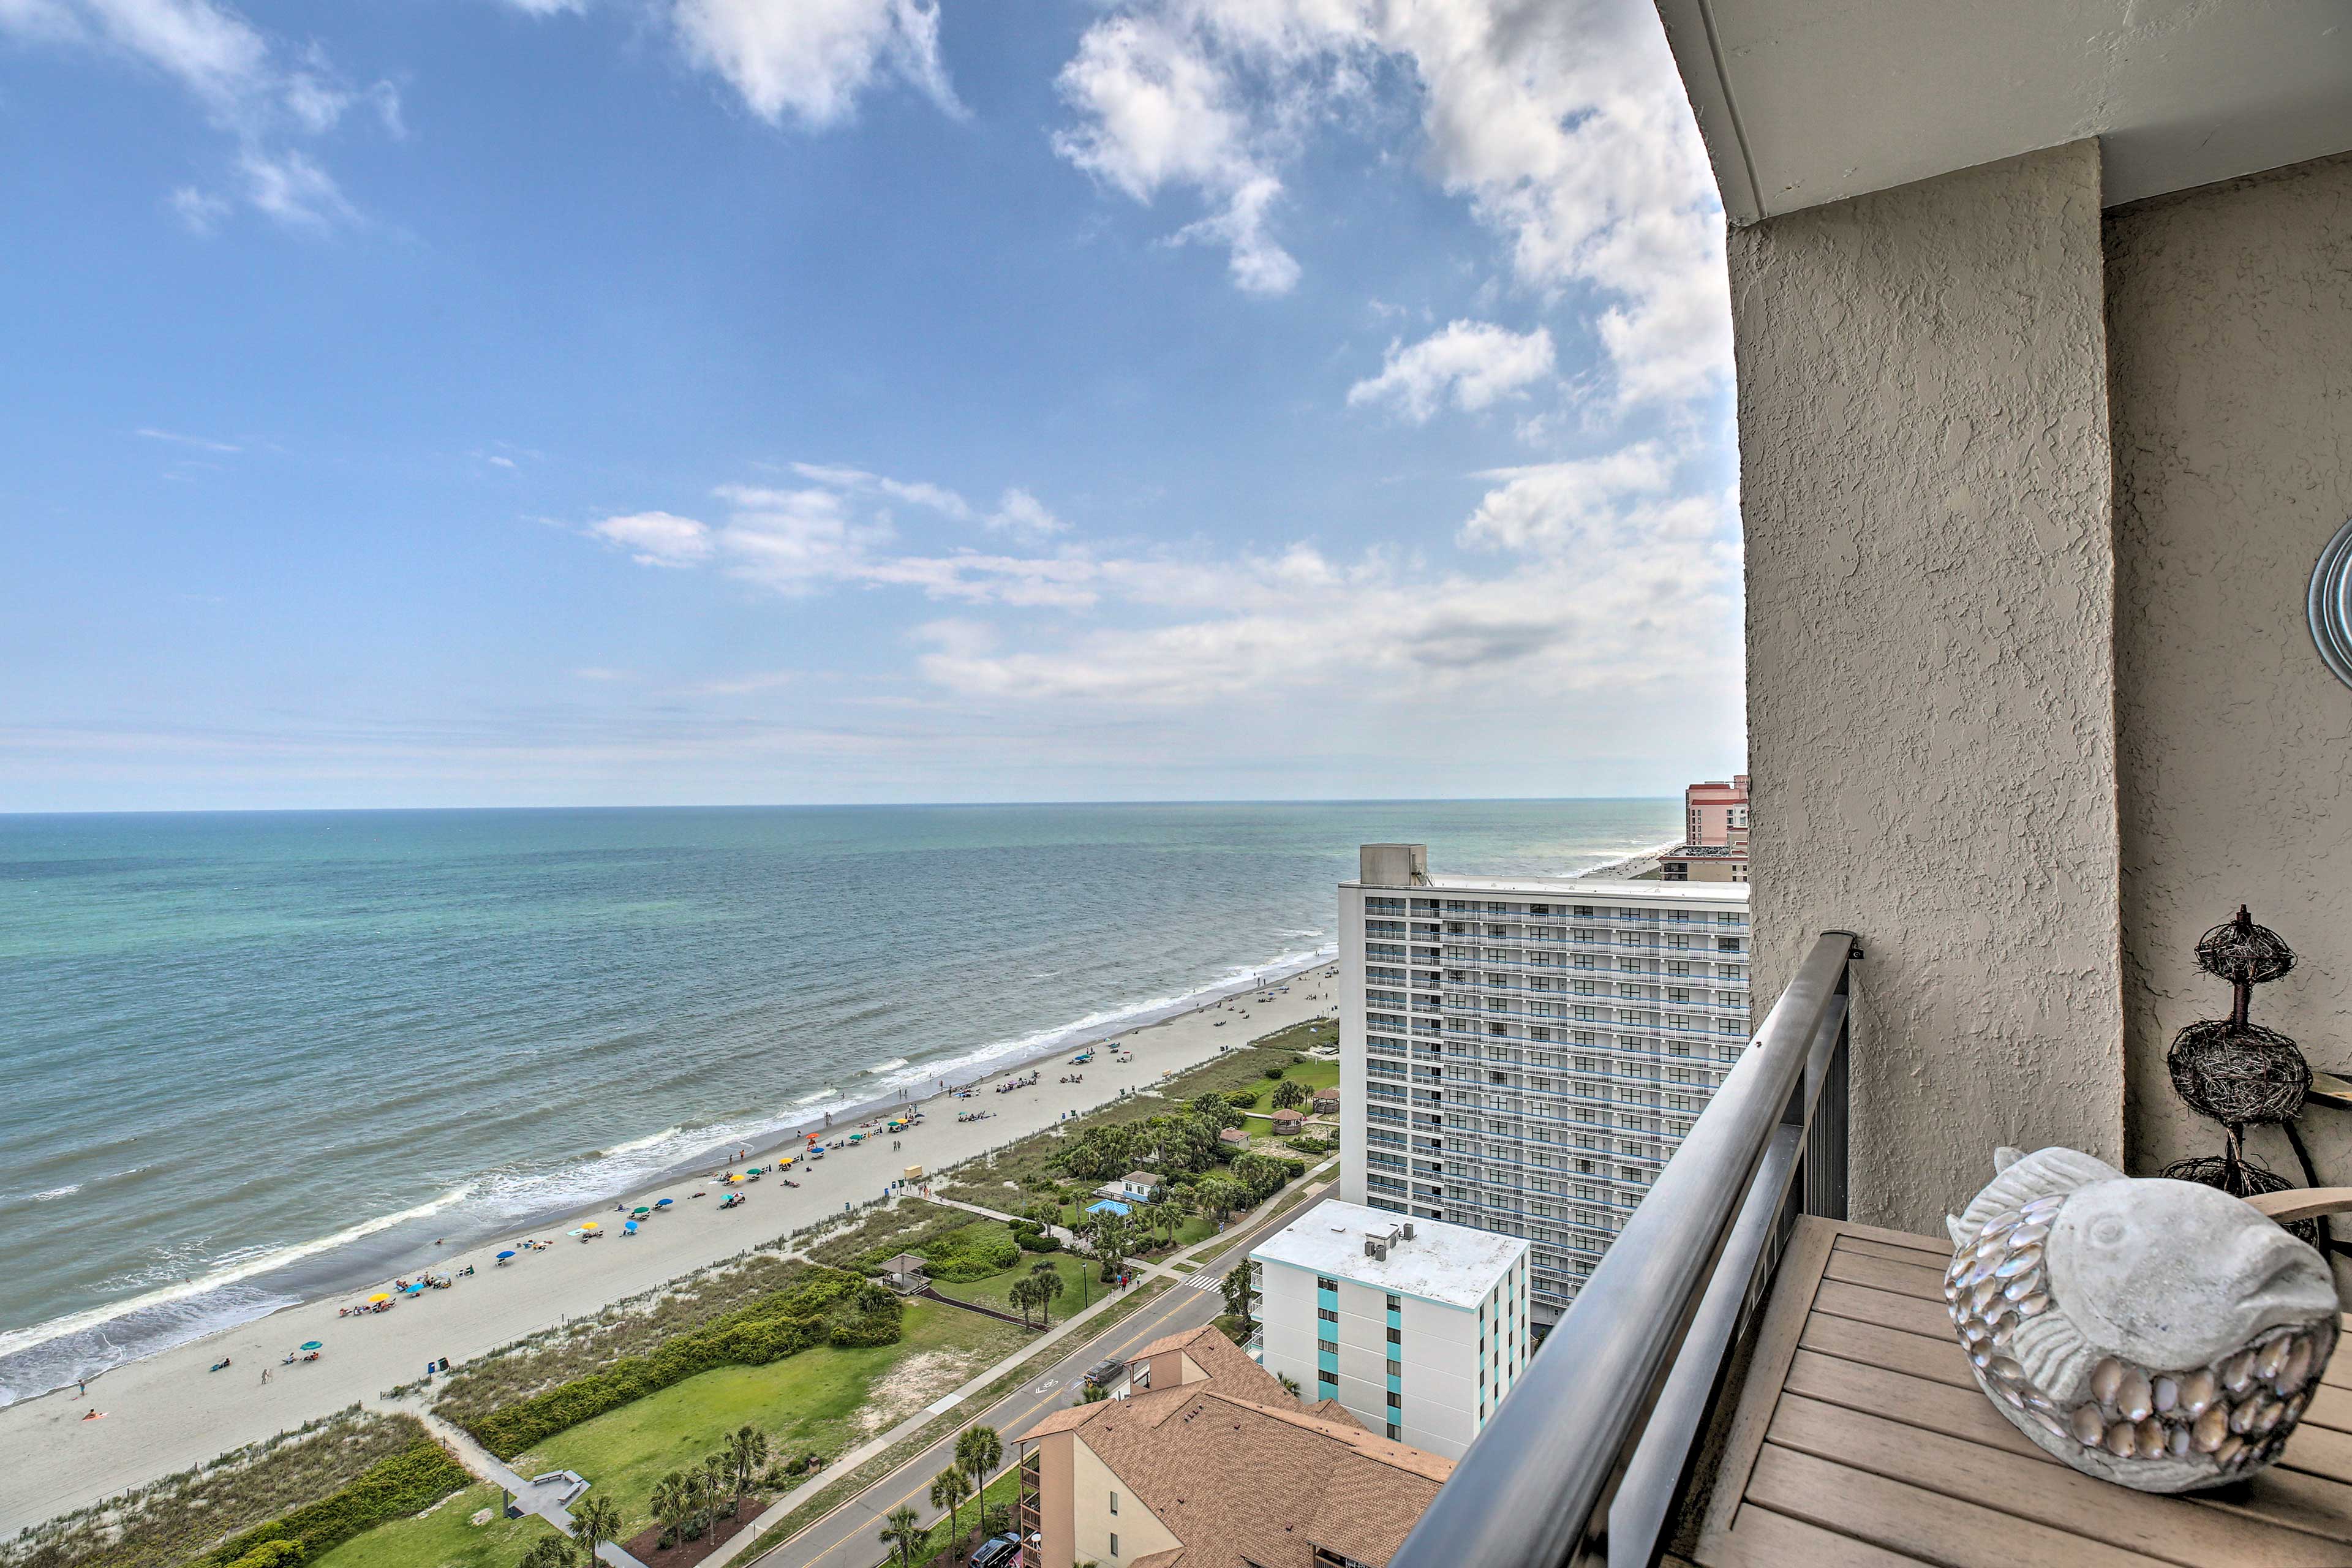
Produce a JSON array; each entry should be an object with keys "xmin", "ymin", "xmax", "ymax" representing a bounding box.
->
[
  {"xmin": 521, "ymin": 1300, "xmax": 1025, "ymax": 1540},
  {"xmin": 306, "ymin": 1483, "xmax": 557, "ymax": 1568},
  {"xmin": 933, "ymin": 1247, "xmax": 1092, "ymax": 1324}
]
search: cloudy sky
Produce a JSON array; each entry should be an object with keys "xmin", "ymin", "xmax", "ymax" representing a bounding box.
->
[{"xmin": 0, "ymin": 0, "xmax": 1743, "ymax": 812}]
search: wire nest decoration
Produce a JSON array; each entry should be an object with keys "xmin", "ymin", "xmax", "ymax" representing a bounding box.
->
[
  {"xmin": 2198, "ymin": 907, "xmax": 2297, "ymax": 987},
  {"xmin": 2168, "ymin": 1019, "xmax": 2312, "ymax": 1125},
  {"xmin": 2162, "ymin": 1147, "xmax": 2326, "ymax": 1251}
]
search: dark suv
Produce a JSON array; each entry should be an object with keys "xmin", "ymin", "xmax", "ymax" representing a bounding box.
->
[{"xmin": 970, "ymin": 1532, "xmax": 1022, "ymax": 1568}]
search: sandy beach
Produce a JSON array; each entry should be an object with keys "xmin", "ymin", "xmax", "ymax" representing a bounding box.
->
[{"xmin": 0, "ymin": 964, "xmax": 1339, "ymax": 1539}]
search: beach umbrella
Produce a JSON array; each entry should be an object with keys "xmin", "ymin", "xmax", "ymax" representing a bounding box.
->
[
  {"xmin": 631, "ymin": 1207, "xmax": 650, "ymax": 1216},
  {"xmin": 654, "ymin": 1198, "xmax": 672, "ymax": 1208},
  {"xmin": 497, "ymin": 1250, "xmax": 516, "ymax": 1260},
  {"xmin": 624, "ymin": 1221, "xmax": 638, "ymax": 1234},
  {"xmin": 368, "ymin": 1293, "xmax": 392, "ymax": 1303},
  {"xmin": 300, "ymin": 1341, "xmax": 322, "ymax": 1351}
]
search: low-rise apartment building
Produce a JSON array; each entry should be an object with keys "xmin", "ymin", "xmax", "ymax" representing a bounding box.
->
[
  {"xmin": 1015, "ymin": 1323, "xmax": 1450, "ymax": 1568},
  {"xmin": 1249, "ymin": 1200, "xmax": 1529, "ymax": 1458},
  {"xmin": 1337, "ymin": 845, "xmax": 1752, "ymax": 1324}
]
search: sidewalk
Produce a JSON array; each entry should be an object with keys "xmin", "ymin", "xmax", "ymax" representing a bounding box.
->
[{"xmin": 926, "ymin": 1195, "xmax": 1076, "ymax": 1245}]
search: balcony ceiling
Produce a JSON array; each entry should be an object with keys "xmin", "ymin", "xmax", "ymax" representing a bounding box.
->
[{"xmin": 1656, "ymin": 0, "xmax": 2352, "ymax": 224}]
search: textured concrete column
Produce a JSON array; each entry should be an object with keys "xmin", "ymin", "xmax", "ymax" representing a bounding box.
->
[
  {"xmin": 2107, "ymin": 154, "xmax": 2352, "ymax": 1232},
  {"xmin": 1733, "ymin": 140, "xmax": 2125, "ymax": 1232}
]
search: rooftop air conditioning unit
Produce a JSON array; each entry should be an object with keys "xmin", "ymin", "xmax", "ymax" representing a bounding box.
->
[{"xmin": 1401, "ymin": 1222, "xmax": 1415, "ymax": 1240}]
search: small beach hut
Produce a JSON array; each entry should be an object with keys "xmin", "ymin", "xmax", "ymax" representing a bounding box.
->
[
  {"xmin": 1272, "ymin": 1108, "xmax": 1305, "ymax": 1134},
  {"xmin": 904, "ymin": 1164, "xmax": 924, "ymax": 1182},
  {"xmin": 880, "ymin": 1253, "xmax": 930, "ymax": 1294},
  {"xmin": 1217, "ymin": 1127, "xmax": 1249, "ymax": 1148}
]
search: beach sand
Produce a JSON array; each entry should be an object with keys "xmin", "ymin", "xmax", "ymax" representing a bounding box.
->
[{"xmin": 0, "ymin": 967, "xmax": 1340, "ymax": 1538}]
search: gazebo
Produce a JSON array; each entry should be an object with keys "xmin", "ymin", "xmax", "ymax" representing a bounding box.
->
[{"xmin": 880, "ymin": 1253, "xmax": 930, "ymax": 1294}]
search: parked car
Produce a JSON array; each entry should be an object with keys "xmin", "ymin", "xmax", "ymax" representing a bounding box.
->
[
  {"xmin": 971, "ymin": 1534, "xmax": 1021, "ymax": 1568},
  {"xmin": 1083, "ymin": 1357, "xmax": 1124, "ymax": 1390}
]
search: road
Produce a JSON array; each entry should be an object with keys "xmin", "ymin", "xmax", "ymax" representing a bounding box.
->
[{"xmin": 749, "ymin": 1186, "xmax": 1336, "ymax": 1568}]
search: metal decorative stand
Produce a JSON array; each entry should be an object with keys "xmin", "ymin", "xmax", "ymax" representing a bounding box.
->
[{"xmin": 2159, "ymin": 907, "xmax": 2338, "ymax": 1252}]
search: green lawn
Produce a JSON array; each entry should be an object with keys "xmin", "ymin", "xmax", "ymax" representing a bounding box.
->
[
  {"xmin": 521, "ymin": 1300, "xmax": 1025, "ymax": 1540},
  {"xmin": 934, "ymin": 1248, "xmax": 1093, "ymax": 1325},
  {"xmin": 306, "ymin": 1483, "xmax": 558, "ymax": 1568},
  {"xmin": 1280, "ymin": 1057, "xmax": 1341, "ymax": 1093}
]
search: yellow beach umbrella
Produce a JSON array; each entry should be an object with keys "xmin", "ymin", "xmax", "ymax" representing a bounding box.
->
[
  {"xmin": 581, "ymin": 1221, "xmax": 600, "ymax": 1231},
  {"xmin": 368, "ymin": 1293, "xmax": 391, "ymax": 1303}
]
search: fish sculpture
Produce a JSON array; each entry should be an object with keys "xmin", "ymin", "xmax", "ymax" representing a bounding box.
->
[{"xmin": 1946, "ymin": 1146, "xmax": 2341, "ymax": 1491}]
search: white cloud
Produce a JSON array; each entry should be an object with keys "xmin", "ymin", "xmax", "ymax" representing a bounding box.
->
[
  {"xmin": 1053, "ymin": 13, "xmax": 1298, "ymax": 295},
  {"xmin": 136, "ymin": 425, "xmax": 239, "ymax": 452},
  {"xmin": 670, "ymin": 0, "xmax": 958, "ymax": 127},
  {"xmin": 1459, "ymin": 442, "xmax": 1675, "ymax": 553},
  {"xmin": 1, "ymin": 0, "xmax": 398, "ymax": 231},
  {"xmin": 1051, "ymin": 0, "xmax": 1730, "ymax": 404},
  {"xmin": 986, "ymin": 488, "xmax": 1066, "ymax": 541},
  {"xmin": 1348, "ymin": 319, "xmax": 1555, "ymax": 421},
  {"xmin": 588, "ymin": 510, "xmax": 715, "ymax": 568}
]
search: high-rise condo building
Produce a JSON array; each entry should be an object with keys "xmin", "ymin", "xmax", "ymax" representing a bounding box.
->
[
  {"xmin": 1336, "ymin": 845, "xmax": 1752, "ymax": 1326},
  {"xmin": 1250, "ymin": 1200, "xmax": 1530, "ymax": 1458}
]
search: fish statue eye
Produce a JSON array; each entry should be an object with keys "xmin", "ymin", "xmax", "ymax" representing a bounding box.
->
[{"xmin": 2089, "ymin": 1214, "xmax": 2128, "ymax": 1249}]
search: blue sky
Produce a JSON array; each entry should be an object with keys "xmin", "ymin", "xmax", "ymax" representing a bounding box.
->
[{"xmin": 0, "ymin": 0, "xmax": 1743, "ymax": 812}]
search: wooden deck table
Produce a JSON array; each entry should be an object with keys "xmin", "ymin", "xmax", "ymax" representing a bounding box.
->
[{"xmin": 1689, "ymin": 1216, "xmax": 2352, "ymax": 1567}]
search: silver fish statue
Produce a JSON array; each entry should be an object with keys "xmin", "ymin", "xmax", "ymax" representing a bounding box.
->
[{"xmin": 1946, "ymin": 1146, "xmax": 2341, "ymax": 1491}]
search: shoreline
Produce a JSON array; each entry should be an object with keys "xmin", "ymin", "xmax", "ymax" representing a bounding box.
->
[
  {"xmin": 1576, "ymin": 838, "xmax": 1684, "ymax": 880},
  {"xmin": 0, "ymin": 944, "xmax": 1333, "ymax": 1409},
  {"xmin": 0, "ymin": 954, "xmax": 1342, "ymax": 1538}
]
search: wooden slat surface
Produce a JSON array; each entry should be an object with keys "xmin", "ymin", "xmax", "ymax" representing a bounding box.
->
[{"xmin": 1694, "ymin": 1218, "xmax": 2352, "ymax": 1568}]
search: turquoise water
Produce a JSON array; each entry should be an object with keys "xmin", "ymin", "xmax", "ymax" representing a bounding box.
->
[{"xmin": 0, "ymin": 800, "xmax": 1675, "ymax": 1400}]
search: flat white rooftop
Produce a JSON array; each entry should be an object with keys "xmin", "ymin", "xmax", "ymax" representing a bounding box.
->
[
  {"xmin": 1252, "ymin": 1200, "xmax": 1526, "ymax": 1309},
  {"xmin": 1345, "ymin": 873, "xmax": 1749, "ymax": 903}
]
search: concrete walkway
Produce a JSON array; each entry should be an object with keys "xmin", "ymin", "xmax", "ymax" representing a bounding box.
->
[
  {"xmin": 386, "ymin": 1398, "xmax": 653, "ymax": 1568},
  {"xmin": 728, "ymin": 1160, "xmax": 1337, "ymax": 1568},
  {"xmin": 927, "ymin": 1195, "xmax": 1076, "ymax": 1245}
]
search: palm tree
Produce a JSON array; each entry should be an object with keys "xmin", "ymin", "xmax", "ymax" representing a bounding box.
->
[
  {"xmin": 725, "ymin": 1424, "xmax": 770, "ymax": 1510},
  {"xmin": 570, "ymin": 1494, "xmax": 622, "ymax": 1564},
  {"xmin": 651, "ymin": 1471, "xmax": 692, "ymax": 1550},
  {"xmin": 1006, "ymin": 1274, "xmax": 1038, "ymax": 1329},
  {"xmin": 1028, "ymin": 1261, "xmax": 1065, "ymax": 1324},
  {"xmin": 1271, "ymin": 1078, "xmax": 1310, "ymax": 1111},
  {"xmin": 879, "ymin": 1504, "xmax": 925, "ymax": 1568},
  {"xmin": 956, "ymin": 1424, "xmax": 1003, "ymax": 1507},
  {"xmin": 702, "ymin": 1453, "xmax": 736, "ymax": 1521},
  {"xmin": 682, "ymin": 1468, "xmax": 717, "ymax": 1538},
  {"xmin": 930, "ymin": 1464, "xmax": 972, "ymax": 1546},
  {"xmin": 519, "ymin": 1535, "xmax": 578, "ymax": 1568},
  {"xmin": 1276, "ymin": 1371, "xmax": 1302, "ymax": 1401}
]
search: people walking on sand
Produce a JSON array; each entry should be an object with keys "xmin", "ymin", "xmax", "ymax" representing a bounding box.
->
[{"xmin": 260, "ymin": 1367, "xmax": 270, "ymax": 1385}]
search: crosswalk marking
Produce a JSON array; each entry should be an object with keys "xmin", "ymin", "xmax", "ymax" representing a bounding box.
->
[{"xmin": 1185, "ymin": 1272, "xmax": 1223, "ymax": 1290}]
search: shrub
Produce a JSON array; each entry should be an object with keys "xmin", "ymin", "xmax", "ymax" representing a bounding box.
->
[
  {"xmin": 920, "ymin": 1226, "xmax": 1020, "ymax": 1282},
  {"xmin": 1221, "ymin": 1088, "xmax": 1259, "ymax": 1109},
  {"xmin": 1015, "ymin": 1232, "xmax": 1061, "ymax": 1253},
  {"xmin": 1261, "ymin": 1065, "xmax": 1284, "ymax": 1079},
  {"xmin": 204, "ymin": 1435, "xmax": 469, "ymax": 1566},
  {"xmin": 462, "ymin": 1270, "xmax": 897, "ymax": 1458},
  {"xmin": 224, "ymin": 1544, "xmax": 304, "ymax": 1568}
]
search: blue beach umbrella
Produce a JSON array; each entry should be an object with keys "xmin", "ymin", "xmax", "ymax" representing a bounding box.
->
[
  {"xmin": 654, "ymin": 1198, "xmax": 672, "ymax": 1208},
  {"xmin": 624, "ymin": 1221, "xmax": 638, "ymax": 1234},
  {"xmin": 300, "ymin": 1341, "xmax": 322, "ymax": 1351},
  {"xmin": 496, "ymin": 1250, "xmax": 516, "ymax": 1260}
]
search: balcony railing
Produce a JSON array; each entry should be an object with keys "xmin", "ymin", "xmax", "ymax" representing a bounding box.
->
[{"xmin": 1389, "ymin": 929, "xmax": 1856, "ymax": 1568}]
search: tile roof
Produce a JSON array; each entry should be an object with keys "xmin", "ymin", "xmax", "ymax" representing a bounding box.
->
[
  {"xmin": 1030, "ymin": 1385, "xmax": 1451, "ymax": 1568},
  {"xmin": 1015, "ymin": 1320, "xmax": 1449, "ymax": 1567}
]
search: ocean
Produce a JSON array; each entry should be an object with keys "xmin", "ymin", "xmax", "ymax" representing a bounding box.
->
[{"xmin": 0, "ymin": 799, "xmax": 1675, "ymax": 1403}]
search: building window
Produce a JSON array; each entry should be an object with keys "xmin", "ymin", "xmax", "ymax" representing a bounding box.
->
[
  {"xmin": 1317, "ymin": 1306, "xmax": 1338, "ymax": 1324},
  {"xmin": 1319, "ymin": 1337, "xmax": 1338, "ymax": 1355},
  {"xmin": 1109, "ymin": 1533, "xmax": 1119, "ymax": 1558},
  {"xmin": 1317, "ymin": 1276, "xmax": 1338, "ymax": 1292},
  {"xmin": 1387, "ymin": 1422, "xmax": 1401, "ymax": 1439},
  {"xmin": 1384, "ymin": 1293, "xmax": 1400, "ymax": 1311},
  {"xmin": 1386, "ymin": 1327, "xmax": 1401, "ymax": 1344},
  {"xmin": 1109, "ymin": 1491, "xmax": 1119, "ymax": 1515}
]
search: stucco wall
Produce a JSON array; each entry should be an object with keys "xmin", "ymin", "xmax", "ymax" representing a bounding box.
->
[
  {"xmin": 1732, "ymin": 140, "xmax": 2126, "ymax": 1232},
  {"xmin": 2107, "ymin": 155, "xmax": 2352, "ymax": 1230}
]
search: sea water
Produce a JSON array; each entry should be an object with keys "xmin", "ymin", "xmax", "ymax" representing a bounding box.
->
[{"xmin": 0, "ymin": 799, "xmax": 1674, "ymax": 1401}]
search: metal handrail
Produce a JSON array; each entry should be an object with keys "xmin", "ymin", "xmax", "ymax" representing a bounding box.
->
[{"xmin": 1385, "ymin": 929, "xmax": 1858, "ymax": 1568}]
